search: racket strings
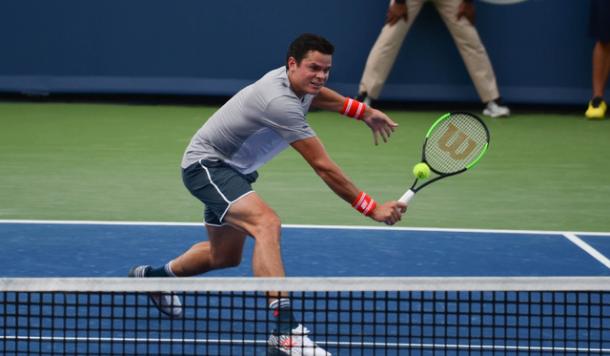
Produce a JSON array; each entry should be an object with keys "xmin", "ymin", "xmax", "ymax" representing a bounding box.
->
[{"xmin": 424, "ymin": 113, "xmax": 489, "ymax": 174}]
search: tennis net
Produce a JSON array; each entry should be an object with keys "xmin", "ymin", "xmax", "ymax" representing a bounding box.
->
[{"xmin": 1, "ymin": 277, "xmax": 609, "ymax": 355}]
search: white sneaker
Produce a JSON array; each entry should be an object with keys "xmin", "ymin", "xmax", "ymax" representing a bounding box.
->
[
  {"xmin": 268, "ymin": 324, "xmax": 331, "ymax": 356},
  {"xmin": 128, "ymin": 265, "xmax": 183, "ymax": 318},
  {"xmin": 483, "ymin": 100, "xmax": 510, "ymax": 118}
]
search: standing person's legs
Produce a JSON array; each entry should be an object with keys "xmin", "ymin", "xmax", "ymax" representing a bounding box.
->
[
  {"xmin": 586, "ymin": 0, "xmax": 610, "ymax": 119},
  {"xmin": 359, "ymin": 0, "xmax": 425, "ymax": 101},
  {"xmin": 434, "ymin": 0, "xmax": 499, "ymax": 104},
  {"xmin": 590, "ymin": 0, "xmax": 610, "ymax": 100},
  {"xmin": 585, "ymin": 41, "xmax": 610, "ymax": 119},
  {"xmin": 592, "ymin": 41, "xmax": 610, "ymax": 99}
]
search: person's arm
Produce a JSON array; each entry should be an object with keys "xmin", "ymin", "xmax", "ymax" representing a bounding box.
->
[
  {"xmin": 291, "ymin": 136, "xmax": 406, "ymax": 225},
  {"xmin": 311, "ymin": 87, "xmax": 399, "ymax": 145}
]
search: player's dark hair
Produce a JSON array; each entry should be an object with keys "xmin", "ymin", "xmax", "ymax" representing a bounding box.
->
[{"xmin": 286, "ymin": 33, "xmax": 334, "ymax": 69}]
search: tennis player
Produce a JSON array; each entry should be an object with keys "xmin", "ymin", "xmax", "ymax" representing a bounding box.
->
[{"xmin": 130, "ymin": 33, "xmax": 407, "ymax": 356}]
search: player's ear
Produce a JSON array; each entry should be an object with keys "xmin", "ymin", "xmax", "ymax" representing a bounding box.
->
[{"xmin": 287, "ymin": 56, "xmax": 298, "ymax": 71}]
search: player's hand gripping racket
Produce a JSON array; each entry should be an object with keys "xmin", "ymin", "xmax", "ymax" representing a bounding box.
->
[{"xmin": 399, "ymin": 112, "xmax": 490, "ymax": 204}]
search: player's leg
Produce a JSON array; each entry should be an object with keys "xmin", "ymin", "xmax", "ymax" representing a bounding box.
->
[
  {"xmin": 128, "ymin": 224, "xmax": 247, "ymax": 318},
  {"xmin": 131, "ymin": 158, "xmax": 253, "ymax": 277},
  {"xmin": 131, "ymin": 209, "xmax": 247, "ymax": 277},
  {"xmin": 168, "ymin": 224, "xmax": 248, "ymax": 276},
  {"xmin": 128, "ymin": 160, "xmax": 255, "ymax": 317},
  {"xmin": 223, "ymin": 193, "xmax": 329, "ymax": 356},
  {"xmin": 358, "ymin": 0, "xmax": 425, "ymax": 103},
  {"xmin": 222, "ymin": 192, "xmax": 285, "ymax": 278},
  {"xmin": 182, "ymin": 161, "xmax": 294, "ymax": 330},
  {"xmin": 435, "ymin": 0, "xmax": 509, "ymax": 117}
]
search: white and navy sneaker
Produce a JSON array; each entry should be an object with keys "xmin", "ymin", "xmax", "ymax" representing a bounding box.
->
[
  {"xmin": 267, "ymin": 324, "xmax": 331, "ymax": 356},
  {"xmin": 128, "ymin": 265, "xmax": 183, "ymax": 318},
  {"xmin": 483, "ymin": 100, "xmax": 510, "ymax": 118}
]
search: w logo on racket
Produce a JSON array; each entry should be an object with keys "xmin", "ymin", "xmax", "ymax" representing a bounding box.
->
[
  {"xmin": 398, "ymin": 112, "xmax": 489, "ymax": 206},
  {"xmin": 437, "ymin": 123, "xmax": 477, "ymax": 161}
]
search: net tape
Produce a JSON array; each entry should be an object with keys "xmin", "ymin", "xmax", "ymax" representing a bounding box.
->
[{"xmin": 2, "ymin": 277, "xmax": 609, "ymax": 355}]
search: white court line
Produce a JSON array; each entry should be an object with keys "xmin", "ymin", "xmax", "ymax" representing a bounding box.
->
[
  {"xmin": 1, "ymin": 219, "xmax": 609, "ymax": 236},
  {"xmin": 2, "ymin": 336, "xmax": 609, "ymax": 353},
  {"xmin": 564, "ymin": 233, "xmax": 610, "ymax": 269}
]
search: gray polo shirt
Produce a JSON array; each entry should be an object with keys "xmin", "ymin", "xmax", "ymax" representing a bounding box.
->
[{"xmin": 181, "ymin": 67, "xmax": 316, "ymax": 174}]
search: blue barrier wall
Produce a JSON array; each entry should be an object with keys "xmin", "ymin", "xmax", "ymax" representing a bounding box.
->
[{"xmin": 0, "ymin": 0, "xmax": 591, "ymax": 105}]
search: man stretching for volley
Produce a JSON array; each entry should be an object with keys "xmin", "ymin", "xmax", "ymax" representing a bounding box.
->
[{"xmin": 129, "ymin": 33, "xmax": 407, "ymax": 356}]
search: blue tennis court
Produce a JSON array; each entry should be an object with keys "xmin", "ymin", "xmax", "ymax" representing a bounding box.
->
[
  {"xmin": 1, "ymin": 221, "xmax": 610, "ymax": 277},
  {"xmin": 1, "ymin": 221, "xmax": 610, "ymax": 355}
]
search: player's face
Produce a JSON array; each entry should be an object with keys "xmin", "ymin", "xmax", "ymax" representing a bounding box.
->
[{"xmin": 287, "ymin": 50, "xmax": 332, "ymax": 97}]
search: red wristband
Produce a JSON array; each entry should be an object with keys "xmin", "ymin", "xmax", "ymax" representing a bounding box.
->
[
  {"xmin": 341, "ymin": 98, "xmax": 367, "ymax": 120},
  {"xmin": 352, "ymin": 192, "xmax": 377, "ymax": 216}
]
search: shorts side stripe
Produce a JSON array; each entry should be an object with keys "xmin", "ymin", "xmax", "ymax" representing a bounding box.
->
[
  {"xmin": 199, "ymin": 161, "xmax": 231, "ymax": 204},
  {"xmin": 204, "ymin": 222, "xmax": 224, "ymax": 227},
  {"xmin": 219, "ymin": 190, "xmax": 255, "ymax": 222}
]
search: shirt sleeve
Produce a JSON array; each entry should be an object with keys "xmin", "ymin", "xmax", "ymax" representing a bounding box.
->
[{"xmin": 264, "ymin": 95, "xmax": 316, "ymax": 143}]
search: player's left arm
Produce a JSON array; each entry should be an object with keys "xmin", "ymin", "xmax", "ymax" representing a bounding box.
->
[
  {"xmin": 311, "ymin": 87, "xmax": 399, "ymax": 145},
  {"xmin": 291, "ymin": 136, "xmax": 406, "ymax": 225}
]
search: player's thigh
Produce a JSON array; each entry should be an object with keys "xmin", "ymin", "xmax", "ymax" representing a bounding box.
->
[{"xmin": 223, "ymin": 192, "xmax": 281, "ymax": 236}]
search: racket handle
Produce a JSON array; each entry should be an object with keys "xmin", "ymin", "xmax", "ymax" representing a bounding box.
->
[{"xmin": 398, "ymin": 189, "xmax": 415, "ymax": 204}]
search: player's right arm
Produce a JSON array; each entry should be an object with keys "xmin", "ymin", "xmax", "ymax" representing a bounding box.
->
[{"xmin": 291, "ymin": 136, "xmax": 406, "ymax": 225}]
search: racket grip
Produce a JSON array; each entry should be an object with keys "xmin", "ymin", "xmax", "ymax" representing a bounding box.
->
[{"xmin": 398, "ymin": 189, "xmax": 415, "ymax": 204}]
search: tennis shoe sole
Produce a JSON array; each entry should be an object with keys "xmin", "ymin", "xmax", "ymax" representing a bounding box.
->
[{"xmin": 128, "ymin": 265, "xmax": 183, "ymax": 318}]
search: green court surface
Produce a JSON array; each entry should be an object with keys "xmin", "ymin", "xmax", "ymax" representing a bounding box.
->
[{"xmin": 1, "ymin": 102, "xmax": 609, "ymax": 232}]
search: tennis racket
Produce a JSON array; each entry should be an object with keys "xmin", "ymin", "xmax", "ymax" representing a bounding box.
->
[{"xmin": 399, "ymin": 112, "xmax": 490, "ymax": 204}]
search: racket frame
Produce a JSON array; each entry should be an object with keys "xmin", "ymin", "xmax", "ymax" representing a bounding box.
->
[{"xmin": 399, "ymin": 112, "xmax": 489, "ymax": 204}]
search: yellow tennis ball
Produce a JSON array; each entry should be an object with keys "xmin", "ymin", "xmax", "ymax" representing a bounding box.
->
[{"xmin": 413, "ymin": 162, "xmax": 431, "ymax": 179}]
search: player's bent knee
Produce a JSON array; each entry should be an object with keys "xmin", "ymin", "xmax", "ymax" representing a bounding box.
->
[
  {"xmin": 255, "ymin": 209, "xmax": 281, "ymax": 229},
  {"xmin": 220, "ymin": 258, "xmax": 242, "ymax": 269},
  {"xmin": 249, "ymin": 214, "xmax": 281, "ymax": 244},
  {"xmin": 211, "ymin": 255, "xmax": 242, "ymax": 269}
]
